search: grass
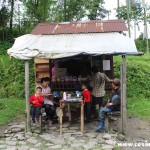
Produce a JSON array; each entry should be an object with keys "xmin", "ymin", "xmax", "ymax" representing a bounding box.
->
[
  {"xmin": 114, "ymin": 54, "xmax": 150, "ymax": 120},
  {"xmin": 0, "ymin": 98, "xmax": 25, "ymax": 125},
  {"xmin": 127, "ymin": 98, "xmax": 150, "ymax": 120}
]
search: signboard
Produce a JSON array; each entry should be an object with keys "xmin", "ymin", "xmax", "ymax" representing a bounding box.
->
[{"xmin": 103, "ymin": 60, "xmax": 110, "ymax": 71}]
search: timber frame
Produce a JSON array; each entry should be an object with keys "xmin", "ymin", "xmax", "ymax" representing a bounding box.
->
[{"xmin": 24, "ymin": 55, "xmax": 127, "ymax": 134}]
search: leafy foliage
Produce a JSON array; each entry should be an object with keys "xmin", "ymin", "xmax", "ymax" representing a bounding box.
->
[
  {"xmin": 0, "ymin": 6, "xmax": 9, "ymax": 28},
  {"xmin": 114, "ymin": 55, "xmax": 150, "ymax": 99},
  {"xmin": 0, "ymin": 56, "xmax": 35, "ymax": 99},
  {"xmin": 116, "ymin": 0, "xmax": 144, "ymax": 21},
  {"xmin": 135, "ymin": 38, "xmax": 150, "ymax": 53}
]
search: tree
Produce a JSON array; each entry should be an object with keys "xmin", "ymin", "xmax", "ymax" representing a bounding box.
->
[
  {"xmin": 49, "ymin": 0, "xmax": 108, "ymax": 22},
  {"xmin": 85, "ymin": 0, "xmax": 108, "ymax": 20},
  {"xmin": 116, "ymin": 0, "xmax": 143, "ymax": 21},
  {"xmin": 0, "ymin": 6, "xmax": 9, "ymax": 28},
  {"xmin": 9, "ymin": 0, "xmax": 15, "ymax": 32},
  {"xmin": 24, "ymin": 0, "xmax": 55, "ymax": 22}
]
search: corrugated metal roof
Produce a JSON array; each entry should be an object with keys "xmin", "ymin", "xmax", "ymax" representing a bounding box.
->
[{"xmin": 31, "ymin": 20, "xmax": 128, "ymax": 35}]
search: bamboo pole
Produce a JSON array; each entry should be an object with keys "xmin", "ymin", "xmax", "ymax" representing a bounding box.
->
[
  {"xmin": 143, "ymin": 0, "xmax": 149, "ymax": 53},
  {"xmin": 25, "ymin": 60, "xmax": 31, "ymax": 132},
  {"xmin": 126, "ymin": 0, "xmax": 131, "ymax": 37},
  {"xmin": 120, "ymin": 56, "xmax": 127, "ymax": 134}
]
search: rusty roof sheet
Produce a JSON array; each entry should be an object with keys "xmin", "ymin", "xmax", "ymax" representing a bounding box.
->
[{"xmin": 31, "ymin": 19, "xmax": 128, "ymax": 35}]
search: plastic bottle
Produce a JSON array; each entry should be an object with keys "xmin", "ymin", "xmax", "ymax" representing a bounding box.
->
[{"xmin": 63, "ymin": 92, "xmax": 67, "ymax": 100}]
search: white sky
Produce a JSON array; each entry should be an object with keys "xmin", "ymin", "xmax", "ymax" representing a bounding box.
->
[{"xmin": 104, "ymin": 0, "xmax": 150, "ymax": 38}]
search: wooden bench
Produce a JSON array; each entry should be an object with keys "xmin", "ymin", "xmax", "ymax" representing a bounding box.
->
[{"xmin": 105, "ymin": 111, "xmax": 120, "ymax": 131}]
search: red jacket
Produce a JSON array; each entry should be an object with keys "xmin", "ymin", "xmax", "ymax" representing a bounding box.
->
[
  {"xmin": 30, "ymin": 94, "xmax": 44, "ymax": 107},
  {"xmin": 82, "ymin": 89, "xmax": 91, "ymax": 103}
]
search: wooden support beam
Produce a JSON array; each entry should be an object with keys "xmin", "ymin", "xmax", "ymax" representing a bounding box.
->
[
  {"xmin": 25, "ymin": 60, "xmax": 31, "ymax": 132},
  {"xmin": 120, "ymin": 56, "xmax": 127, "ymax": 134}
]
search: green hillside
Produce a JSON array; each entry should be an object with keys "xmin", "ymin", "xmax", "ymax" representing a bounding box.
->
[{"xmin": 114, "ymin": 55, "xmax": 150, "ymax": 119}]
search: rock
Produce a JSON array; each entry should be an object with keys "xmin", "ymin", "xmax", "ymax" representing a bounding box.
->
[
  {"xmin": 45, "ymin": 143, "xmax": 54, "ymax": 147},
  {"xmin": 98, "ymin": 138, "xmax": 105, "ymax": 144},
  {"xmin": 67, "ymin": 136, "xmax": 75, "ymax": 141},
  {"xmin": 29, "ymin": 148, "xmax": 39, "ymax": 150},
  {"xmin": 34, "ymin": 143, "xmax": 42, "ymax": 147},
  {"xmin": 18, "ymin": 136, "xmax": 26, "ymax": 141},
  {"xmin": 50, "ymin": 126, "xmax": 57, "ymax": 130},
  {"xmin": 50, "ymin": 145, "xmax": 62, "ymax": 149},
  {"xmin": 5, "ymin": 134, "xmax": 14, "ymax": 137},
  {"xmin": 5, "ymin": 140, "xmax": 17, "ymax": 146},
  {"xmin": 103, "ymin": 134, "xmax": 112, "ymax": 140},
  {"xmin": 5, "ymin": 137, "xmax": 12, "ymax": 140},
  {"xmin": 65, "ymin": 130, "xmax": 77, "ymax": 133},
  {"xmin": 40, "ymin": 134, "xmax": 65, "ymax": 145},
  {"xmin": 71, "ymin": 143, "xmax": 83, "ymax": 148},
  {"xmin": 18, "ymin": 141, "xmax": 27, "ymax": 145},
  {"xmin": 4, "ymin": 130, "xmax": 9, "ymax": 134},
  {"xmin": 25, "ymin": 132, "xmax": 32, "ymax": 139},
  {"xmin": 69, "ymin": 127, "xmax": 79, "ymax": 130},
  {"xmin": 32, "ymin": 133, "xmax": 39, "ymax": 137},
  {"xmin": 27, "ymin": 138, "xmax": 38, "ymax": 144},
  {"xmin": 0, "ymin": 145, "xmax": 6, "ymax": 149},
  {"xmin": 5, "ymin": 146, "xmax": 17, "ymax": 150},
  {"xmin": 90, "ymin": 139, "xmax": 99, "ymax": 144},
  {"xmin": 63, "ymin": 133, "xmax": 72, "ymax": 139},
  {"xmin": 11, "ymin": 128, "xmax": 22, "ymax": 133},
  {"xmin": 83, "ymin": 141, "xmax": 98, "ymax": 149},
  {"xmin": 117, "ymin": 134, "xmax": 125, "ymax": 141},
  {"xmin": 62, "ymin": 123, "xmax": 70, "ymax": 128},
  {"xmin": 78, "ymin": 139, "xmax": 86, "ymax": 143},
  {"xmin": 101, "ymin": 144, "xmax": 114, "ymax": 150},
  {"xmin": 105, "ymin": 140, "xmax": 117, "ymax": 146},
  {"xmin": 85, "ymin": 133, "xmax": 97, "ymax": 138},
  {"xmin": 25, "ymin": 132, "xmax": 33, "ymax": 136},
  {"xmin": 17, "ymin": 146, "xmax": 30, "ymax": 150}
]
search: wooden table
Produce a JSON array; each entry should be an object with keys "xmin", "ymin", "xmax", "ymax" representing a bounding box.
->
[{"xmin": 59, "ymin": 98, "xmax": 84, "ymax": 135}]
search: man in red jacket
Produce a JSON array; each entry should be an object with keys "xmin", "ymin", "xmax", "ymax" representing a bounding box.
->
[{"xmin": 30, "ymin": 87, "xmax": 44, "ymax": 125}]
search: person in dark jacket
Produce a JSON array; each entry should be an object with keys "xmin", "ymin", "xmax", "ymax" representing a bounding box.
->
[{"xmin": 95, "ymin": 78, "xmax": 121, "ymax": 131}]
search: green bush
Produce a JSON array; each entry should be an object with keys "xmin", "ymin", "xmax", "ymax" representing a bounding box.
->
[
  {"xmin": 135, "ymin": 39, "xmax": 150, "ymax": 53},
  {"xmin": 114, "ymin": 55, "xmax": 150, "ymax": 99},
  {"xmin": 0, "ymin": 56, "xmax": 35, "ymax": 99}
]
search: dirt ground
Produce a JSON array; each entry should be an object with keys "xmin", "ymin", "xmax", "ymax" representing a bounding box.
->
[
  {"xmin": 0, "ymin": 114, "xmax": 25, "ymax": 138},
  {"xmin": 126, "ymin": 117, "xmax": 150, "ymax": 141}
]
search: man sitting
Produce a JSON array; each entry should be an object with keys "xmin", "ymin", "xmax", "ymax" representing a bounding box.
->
[{"xmin": 96, "ymin": 78, "xmax": 121, "ymax": 132}]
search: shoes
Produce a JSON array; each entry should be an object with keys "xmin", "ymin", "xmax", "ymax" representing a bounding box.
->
[{"xmin": 95, "ymin": 121, "xmax": 105, "ymax": 132}]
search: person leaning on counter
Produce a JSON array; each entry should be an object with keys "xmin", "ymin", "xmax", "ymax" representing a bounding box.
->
[{"xmin": 89, "ymin": 66, "xmax": 112, "ymax": 120}]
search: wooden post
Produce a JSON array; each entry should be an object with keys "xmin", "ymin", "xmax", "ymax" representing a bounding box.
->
[
  {"xmin": 68, "ymin": 103, "xmax": 71, "ymax": 122},
  {"xmin": 60, "ymin": 101, "xmax": 63, "ymax": 135},
  {"xmin": 25, "ymin": 60, "xmax": 31, "ymax": 132},
  {"xmin": 120, "ymin": 56, "xmax": 127, "ymax": 134},
  {"xmin": 80, "ymin": 101, "xmax": 84, "ymax": 134}
]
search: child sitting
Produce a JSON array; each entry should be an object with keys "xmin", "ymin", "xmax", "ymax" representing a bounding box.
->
[
  {"xmin": 81, "ymin": 82, "xmax": 92, "ymax": 123},
  {"xmin": 30, "ymin": 87, "xmax": 44, "ymax": 125}
]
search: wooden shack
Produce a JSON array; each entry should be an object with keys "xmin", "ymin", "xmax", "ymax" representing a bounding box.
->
[{"xmin": 7, "ymin": 19, "xmax": 142, "ymax": 134}]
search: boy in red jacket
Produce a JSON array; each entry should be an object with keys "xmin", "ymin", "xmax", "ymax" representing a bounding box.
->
[
  {"xmin": 82, "ymin": 82, "xmax": 91, "ymax": 123},
  {"xmin": 30, "ymin": 87, "xmax": 44, "ymax": 125}
]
